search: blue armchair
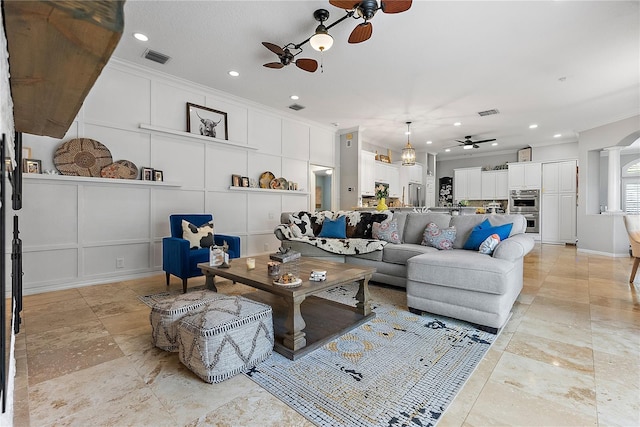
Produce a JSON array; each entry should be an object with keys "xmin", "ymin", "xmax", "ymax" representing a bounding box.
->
[{"xmin": 162, "ymin": 214, "xmax": 240, "ymax": 293}]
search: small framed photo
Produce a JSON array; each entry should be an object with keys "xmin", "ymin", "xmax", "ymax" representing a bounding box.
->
[
  {"xmin": 241, "ymin": 176, "xmax": 249, "ymax": 187},
  {"xmin": 23, "ymin": 158, "xmax": 41, "ymax": 174},
  {"xmin": 231, "ymin": 174, "xmax": 241, "ymax": 187},
  {"xmin": 22, "ymin": 147, "xmax": 31, "ymax": 159},
  {"xmin": 154, "ymin": 169, "xmax": 164, "ymax": 182},
  {"xmin": 517, "ymin": 147, "xmax": 532, "ymax": 162},
  {"xmin": 141, "ymin": 167, "xmax": 154, "ymax": 181},
  {"xmin": 186, "ymin": 102, "xmax": 228, "ymax": 140}
]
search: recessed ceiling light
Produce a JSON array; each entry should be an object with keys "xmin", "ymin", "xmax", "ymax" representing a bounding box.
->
[
  {"xmin": 290, "ymin": 95, "xmax": 299, "ymax": 100},
  {"xmin": 133, "ymin": 32, "xmax": 148, "ymax": 42},
  {"xmin": 426, "ymin": 140, "xmax": 432, "ymax": 145},
  {"xmin": 553, "ymin": 133, "xmax": 562, "ymax": 138},
  {"xmin": 228, "ymin": 70, "xmax": 239, "ymax": 77},
  {"xmin": 529, "ymin": 124, "xmax": 538, "ymax": 129},
  {"xmin": 445, "ymin": 148, "xmax": 451, "ymax": 152},
  {"xmin": 453, "ymin": 122, "xmax": 462, "ymax": 127},
  {"xmin": 492, "ymin": 142, "xmax": 498, "ymax": 146}
]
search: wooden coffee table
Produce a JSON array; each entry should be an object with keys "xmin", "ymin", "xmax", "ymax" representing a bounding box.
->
[{"xmin": 198, "ymin": 255, "xmax": 376, "ymax": 360}]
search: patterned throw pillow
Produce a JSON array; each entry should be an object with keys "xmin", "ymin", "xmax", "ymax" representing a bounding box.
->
[
  {"xmin": 289, "ymin": 213, "xmax": 315, "ymax": 237},
  {"xmin": 479, "ymin": 234, "xmax": 501, "ymax": 255},
  {"xmin": 182, "ymin": 220, "xmax": 214, "ymax": 249},
  {"xmin": 372, "ymin": 220, "xmax": 401, "ymax": 244},
  {"xmin": 421, "ymin": 222, "xmax": 456, "ymax": 250}
]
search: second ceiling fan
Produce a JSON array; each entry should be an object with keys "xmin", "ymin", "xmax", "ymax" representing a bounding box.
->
[{"xmin": 456, "ymin": 136, "xmax": 497, "ymax": 149}]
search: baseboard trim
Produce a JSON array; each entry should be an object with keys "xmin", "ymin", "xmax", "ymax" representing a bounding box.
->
[{"xmin": 576, "ymin": 248, "xmax": 630, "ymax": 258}]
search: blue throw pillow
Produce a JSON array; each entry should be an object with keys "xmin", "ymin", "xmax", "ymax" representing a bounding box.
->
[
  {"xmin": 463, "ymin": 222, "xmax": 513, "ymax": 251},
  {"xmin": 318, "ymin": 216, "xmax": 347, "ymax": 238}
]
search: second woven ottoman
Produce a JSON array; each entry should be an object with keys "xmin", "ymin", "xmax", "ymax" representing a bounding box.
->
[
  {"xmin": 150, "ymin": 289, "xmax": 224, "ymax": 352},
  {"xmin": 177, "ymin": 295, "xmax": 274, "ymax": 383}
]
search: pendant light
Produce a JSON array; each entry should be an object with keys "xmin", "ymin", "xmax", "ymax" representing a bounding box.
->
[{"xmin": 401, "ymin": 121, "xmax": 416, "ymax": 166}]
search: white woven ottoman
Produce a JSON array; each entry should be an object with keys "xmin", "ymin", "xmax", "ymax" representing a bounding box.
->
[
  {"xmin": 150, "ymin": 289, "xmax": 224, "ymax": 352},
  {"xmin": 177, "ymin": 295, "xmax": 274, "ymax": 383}
]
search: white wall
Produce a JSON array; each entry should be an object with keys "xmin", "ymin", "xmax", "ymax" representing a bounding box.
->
[
  {"xmin": 531, "ymin": 141, "xmax": 578, "ymax": 162},
  {"xmin": 15, "ymin": 59, "xmax": 336, "ymax": 294},
  {"xmin": 577, "ymin": 115, "xmax": 639, "ymax": 256}
]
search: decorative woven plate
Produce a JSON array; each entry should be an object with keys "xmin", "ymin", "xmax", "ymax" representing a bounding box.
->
[
  {"xmin": 272, "ymin": 278, "xmax": 302, "ymax": 288},
  {"xmin": 100, "ymin": 160, "xmax": 138, "ymax": 179},
  {"xmin": 54, "ymin": 138, "xmax": 113, "ymax": 177},
  {"xmin": 259, "ymin": 171, "xmax": 275, "ymax": 188},
  {"xmin": 270, "ymin": 177, "xmax": 288, "ymax": 189}
]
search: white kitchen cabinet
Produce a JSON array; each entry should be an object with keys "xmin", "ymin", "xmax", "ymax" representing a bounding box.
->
[
  {"xmin": 360, "ymin": 151, "xmax": 376, "ymax": 196},
  {"xmin": 541, "ymin": 160, "xmax": 577, "ymax": 244},
  {"xmin": 508, "ymin": 162, "xmax": 541, "ymax": 189},
  {"xmin": 374, "ymin": 162, "xmax": 401, "ymax": 198},
  {"xmin": 482, "ymin": 170, "xmax": 509, "ymax": 200},
  {"xmin": 409, "ymin": 163, "xmax": 423, "ymax": 183},
  {"xmin": 454, "ymin": 167, "xmax": 482, "ymax": 201}
]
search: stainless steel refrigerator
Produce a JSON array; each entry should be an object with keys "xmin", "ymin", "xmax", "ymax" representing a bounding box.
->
[{"xmin": 408, "ymin": 182, "xmax": 423, "ymax": 207}]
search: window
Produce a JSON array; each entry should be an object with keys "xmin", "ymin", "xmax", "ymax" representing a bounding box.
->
[{"xmin": 623, "ymin": 158, "xmax": 640, "ymax": 213}]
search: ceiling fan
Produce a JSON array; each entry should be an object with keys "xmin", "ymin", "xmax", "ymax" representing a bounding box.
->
[
  {"xmin": 262, "ymin": 42, "xmax": 318, "ymax": 73},
  {"xmin": 456, "ymin": 135, "xmax": 497, "ymax": 149},
  {"xmin": 329, "ymin": 0, "xmax": 412, "ymax": 43}
]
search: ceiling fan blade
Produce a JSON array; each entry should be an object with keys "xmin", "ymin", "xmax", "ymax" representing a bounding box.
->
[
  {"xmin": 381, "ymin": 0, "xmax": 412, "ymax": 13},
  {"xmin": 455, "ymin": 140, "xmax": 467, "ymax": 144},
  {"xmin": 348, "ymin": 22, "xmax": 373, "ymax": 44},
  {"xmin": 262, "ymin": 42, "xmax": 284, "ymax": 56},
  {"xmin": 295, "ymin": 58, "xmax": 318, "ymax": 73},
  {"xmin": 474, "ymin": 138, "xmax": 497, "ymax": 144},
  {"xmin": 329, "ymin": 0, "xmax": 360, "ymax": 10},
  {"xmin": 263, "ymin": 62, "xmax": 285, "ymax": 69}
]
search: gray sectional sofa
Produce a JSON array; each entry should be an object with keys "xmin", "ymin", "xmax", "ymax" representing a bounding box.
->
[{"xmin": 274, "ymin": 211, "xmax": 534, "ymax": 332}]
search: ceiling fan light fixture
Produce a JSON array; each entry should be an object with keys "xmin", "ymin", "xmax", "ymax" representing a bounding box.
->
[
  {"xmin": 310, "ymin": 25, "xmax": 334, "ymax": 51},
  {"xmin": 401, "ymin": 121, "xmax": 416, "ymax": 166},
  {"xmin": 463, "ymin": 145, "xmax": 473, "ymax": 150}
]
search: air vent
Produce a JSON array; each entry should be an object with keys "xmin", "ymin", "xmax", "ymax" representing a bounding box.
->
[
  {"xmin": 288, "ymin": 103, "xmax": 305, "ymax": 111},
  {"xmin": 143, "ymin": 49, "xmax": 171, "ymax": 64},
  {"xmin": 478, "ymin": 109, "xmax": 500, "ymax": 117}
]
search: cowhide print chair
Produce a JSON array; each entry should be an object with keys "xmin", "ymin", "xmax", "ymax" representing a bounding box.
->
[{"xmin": 623, "ymin": 215, "xmax": 640, "ymax": 285}]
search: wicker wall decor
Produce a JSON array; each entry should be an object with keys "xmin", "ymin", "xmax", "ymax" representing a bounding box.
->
[
  {"xmin": 100, "ymin": 160, "xmax": 138, "ymax": 179},
  {"xmin": 54, "ymin": 138, "xmax": 113, "ymax": 176}
]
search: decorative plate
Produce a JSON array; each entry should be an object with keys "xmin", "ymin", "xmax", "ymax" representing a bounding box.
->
[
  {"xmin": 273, "ymin": 278, "xmax": 302, "ymax": 288},
  {"xmin": 54, "ymin": 138, "xmax": 113, "ymax": 177},
  {"xmin": 259, "ymin": 171, "xmax": 275, "ymax": 188},
  {"xmin": 100, "ymin": 160, "xmax": 138, "ymax": 179},
  {"xmin": 270, "ymin": 177, "xmax": 288, "ymax": 190}
]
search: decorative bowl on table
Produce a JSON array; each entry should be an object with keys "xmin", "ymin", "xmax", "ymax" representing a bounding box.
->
[{"xmin": 273, "ymin": 273, "xmax": 302, "ymax": 288}]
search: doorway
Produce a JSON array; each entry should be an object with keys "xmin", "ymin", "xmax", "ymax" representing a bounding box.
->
[{"xmin": 311, "ymin": 165, "xmax": 333, "ymax": 212}]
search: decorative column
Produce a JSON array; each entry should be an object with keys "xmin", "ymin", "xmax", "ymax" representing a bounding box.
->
[{"xmin": 605, "ymin": 146, "xmax": 623, "ymax": 213}]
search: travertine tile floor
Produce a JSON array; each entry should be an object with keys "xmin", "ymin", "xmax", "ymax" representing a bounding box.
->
[{"xmin": 11, "ymin": 244, "xmax": 640, "ymax": 426}]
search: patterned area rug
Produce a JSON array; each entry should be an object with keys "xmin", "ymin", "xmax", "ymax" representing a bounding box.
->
[
  {"xmin": 244, "ymin": 285, "xmax": 495, "ymax": 427},
  {"xmin": 139, "ymin": 284, "xmax": 495, "ymax": 426}
]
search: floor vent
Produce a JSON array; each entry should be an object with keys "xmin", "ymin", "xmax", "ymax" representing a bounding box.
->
[
  {"xmin": 288, "ymin": 103, "xmax": 305, "ymax": 111},
  {"xmin": 143, "ymin": 49, "xmax": 171, "ymax": 64},
  {"xmin": 478, "ymin": 109, "xmax": 500, "ymax": 116}
]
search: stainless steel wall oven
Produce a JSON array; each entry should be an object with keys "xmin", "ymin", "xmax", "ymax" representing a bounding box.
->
[{"xmin": 510, "ymin": 190, "xmax": 540, "ymax": 233}]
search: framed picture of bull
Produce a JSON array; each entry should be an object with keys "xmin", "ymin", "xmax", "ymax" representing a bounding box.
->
[{"xmin": 186, "ymin": 102, "xmax": 228, "ymax": 140}]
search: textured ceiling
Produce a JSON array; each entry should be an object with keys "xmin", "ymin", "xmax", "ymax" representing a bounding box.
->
[{"xmin": 111, "ymin": 1, "xmax": 640, "ymax": 159}]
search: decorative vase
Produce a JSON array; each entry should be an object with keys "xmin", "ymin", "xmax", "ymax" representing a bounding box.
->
[{"xmin": 376, "ymin": 197, "xmax": 388, "ymax": 211}]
